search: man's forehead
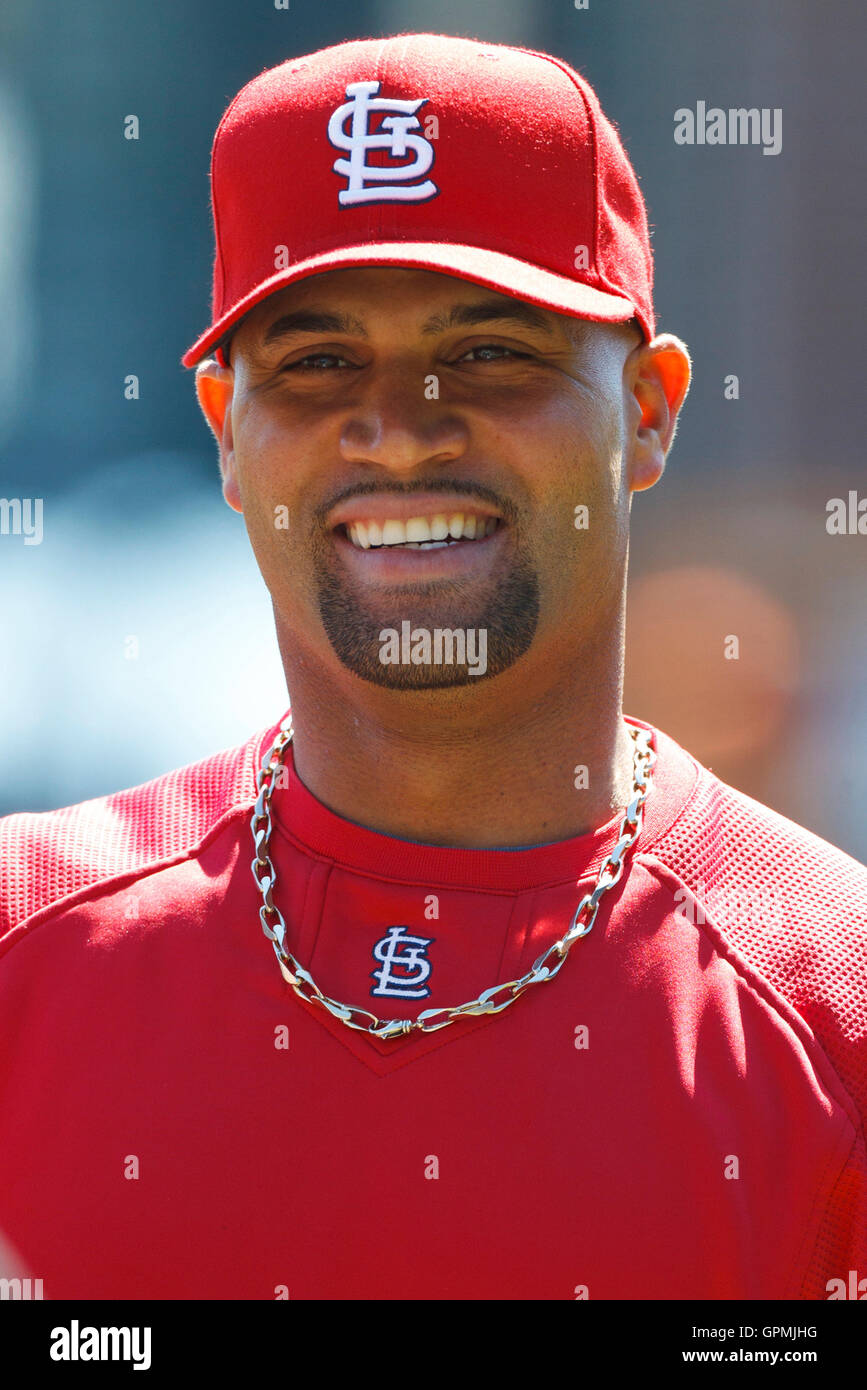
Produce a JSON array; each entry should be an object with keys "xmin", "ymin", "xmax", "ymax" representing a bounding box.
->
[{"xmin": 239, "ymin": 268, "xmax": 590, "ymax": 346}]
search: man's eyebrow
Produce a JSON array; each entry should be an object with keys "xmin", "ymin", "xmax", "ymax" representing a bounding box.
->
[
  {"xmin": 259, "ymin": 298, "xmax": 560, "ymax": 346},
  {"xmin": 419, "ymin": 300, "xmax": 559, "ymax": 336},
  {"xmin": 263, "ymin": 309, "xmax": 367, "ymax": 344}
]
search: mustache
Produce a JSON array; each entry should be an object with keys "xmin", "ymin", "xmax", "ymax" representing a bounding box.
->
[{"xmin": 315, "ymin": 478, "xmax": 518, "ymax": 528}]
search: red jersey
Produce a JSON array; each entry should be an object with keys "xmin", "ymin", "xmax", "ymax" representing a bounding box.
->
[{"xmin": 1, "ymin": 713, "xmax": 865, "ymax": 1300}]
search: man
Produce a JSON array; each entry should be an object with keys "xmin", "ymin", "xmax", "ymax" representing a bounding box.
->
[{"xmin": 1, "ymin": 32, "xmax": 865, "ymax": 1301}]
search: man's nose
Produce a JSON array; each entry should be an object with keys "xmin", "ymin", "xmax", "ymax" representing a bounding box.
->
[{"xmin": 338, "ymin": 362, "xmax": 468, "ymax": 473}]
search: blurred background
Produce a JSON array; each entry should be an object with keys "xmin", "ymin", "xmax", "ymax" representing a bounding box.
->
[{"xmin": 0, "ymin": 0, "xmax": 864, "ymax": 859}]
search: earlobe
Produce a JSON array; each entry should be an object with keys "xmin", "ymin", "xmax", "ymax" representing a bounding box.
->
[{"xmin": 221, "ymin": 465, "xmax": 243, "ymax": 515}]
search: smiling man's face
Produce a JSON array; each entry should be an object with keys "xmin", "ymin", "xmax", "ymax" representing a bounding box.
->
[{"xmin": 196, "ymin": 266, "xmax": 673, "ymax": 694}]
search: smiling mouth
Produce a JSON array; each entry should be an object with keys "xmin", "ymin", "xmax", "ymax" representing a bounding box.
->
[{"xmin": 336, "ymin": 514, "xmax": 503, "ymax": 550}]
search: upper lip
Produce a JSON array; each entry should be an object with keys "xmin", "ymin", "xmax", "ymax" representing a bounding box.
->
[{"xmin": 327, "ymin": 493, "xmax": 503, "ymax": 530}]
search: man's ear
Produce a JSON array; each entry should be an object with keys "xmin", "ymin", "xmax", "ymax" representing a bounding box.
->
[
  {"xmin": 626, "ymin": 334, "xmax": 692, "ymax": 493},
  {"xmin": 195, "ymin": 358, "xmax": 242, "ymax": 514}
]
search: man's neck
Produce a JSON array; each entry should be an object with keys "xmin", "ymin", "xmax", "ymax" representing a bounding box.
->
[{"xmin": 277, "ymin": 649, "xmax": 636, "ymax": 850}]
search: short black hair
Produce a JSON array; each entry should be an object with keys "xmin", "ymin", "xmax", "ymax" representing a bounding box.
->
[
  {"xmin": 563, "ymin": 313, "xmax": 643, "ymax": 349},
  {"xmin": 211, "ymin": 326, "xmax": 236, "ymax": 365}
]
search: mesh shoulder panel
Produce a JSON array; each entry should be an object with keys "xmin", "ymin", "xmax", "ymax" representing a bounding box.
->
[
  {"xmin": 652, "ymin": 764, "xmax": 867, "ymax": 1298},
  {"xmin": 0, "ymin": 720, "xmax": 279, "ymax": 938}
]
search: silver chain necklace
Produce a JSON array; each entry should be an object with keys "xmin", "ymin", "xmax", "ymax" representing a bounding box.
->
[{"xmin": 251, "ymin": 715, "xmax": 656, "ymax": 1041}]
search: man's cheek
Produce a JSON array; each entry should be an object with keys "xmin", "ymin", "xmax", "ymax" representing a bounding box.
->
[{"xmin": 237, "ymin": 488, "xmax": 291, "ymax": 577}]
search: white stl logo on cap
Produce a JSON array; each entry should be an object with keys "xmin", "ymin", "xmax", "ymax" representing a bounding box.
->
[{"xmin": 327, "ymin": 80, "xmax": 439, "ymax": 206}]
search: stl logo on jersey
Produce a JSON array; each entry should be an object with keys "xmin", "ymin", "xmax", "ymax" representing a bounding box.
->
[
  {"xmin": 370, "ymin": 925, "xmax": 435, "ymax": 999},
  {"xmin": 327, "ymin": 80, "xmax": 439, "ymax": 206}
]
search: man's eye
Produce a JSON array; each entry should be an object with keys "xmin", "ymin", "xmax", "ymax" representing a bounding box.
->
[
  {"xmin": 456, "ymin": 344, "xmax": 528, "ymax": 363},
  {"xmin": 284, "ymin": 353, "xmax": 351, "ymax": 371},
  {"xmin": 281, "ymin": 345, "xmax": 529, "ymax": 372}
]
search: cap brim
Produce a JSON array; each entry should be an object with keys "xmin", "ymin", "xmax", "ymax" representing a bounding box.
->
[{"xmin": 181, "ymin": 241, "xmax": 638, "ymax": 367}]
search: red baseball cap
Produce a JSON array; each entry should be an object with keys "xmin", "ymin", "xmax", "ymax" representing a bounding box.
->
[{"xmin": 181, "ymin": 32, "xmax": 655, "ymax": 368}]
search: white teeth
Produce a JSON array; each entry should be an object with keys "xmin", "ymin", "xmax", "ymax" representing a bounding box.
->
[
  {"xmin": 380, "ymin": 519, "xmax": 406, "ymax": 546},
  {"xmin": 405, "ymin": 516, "xmax": 432, "ymax": 543},
  {"xmin": 344, "ymin": 514, "xmax": 499, "ymax": 548}
]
